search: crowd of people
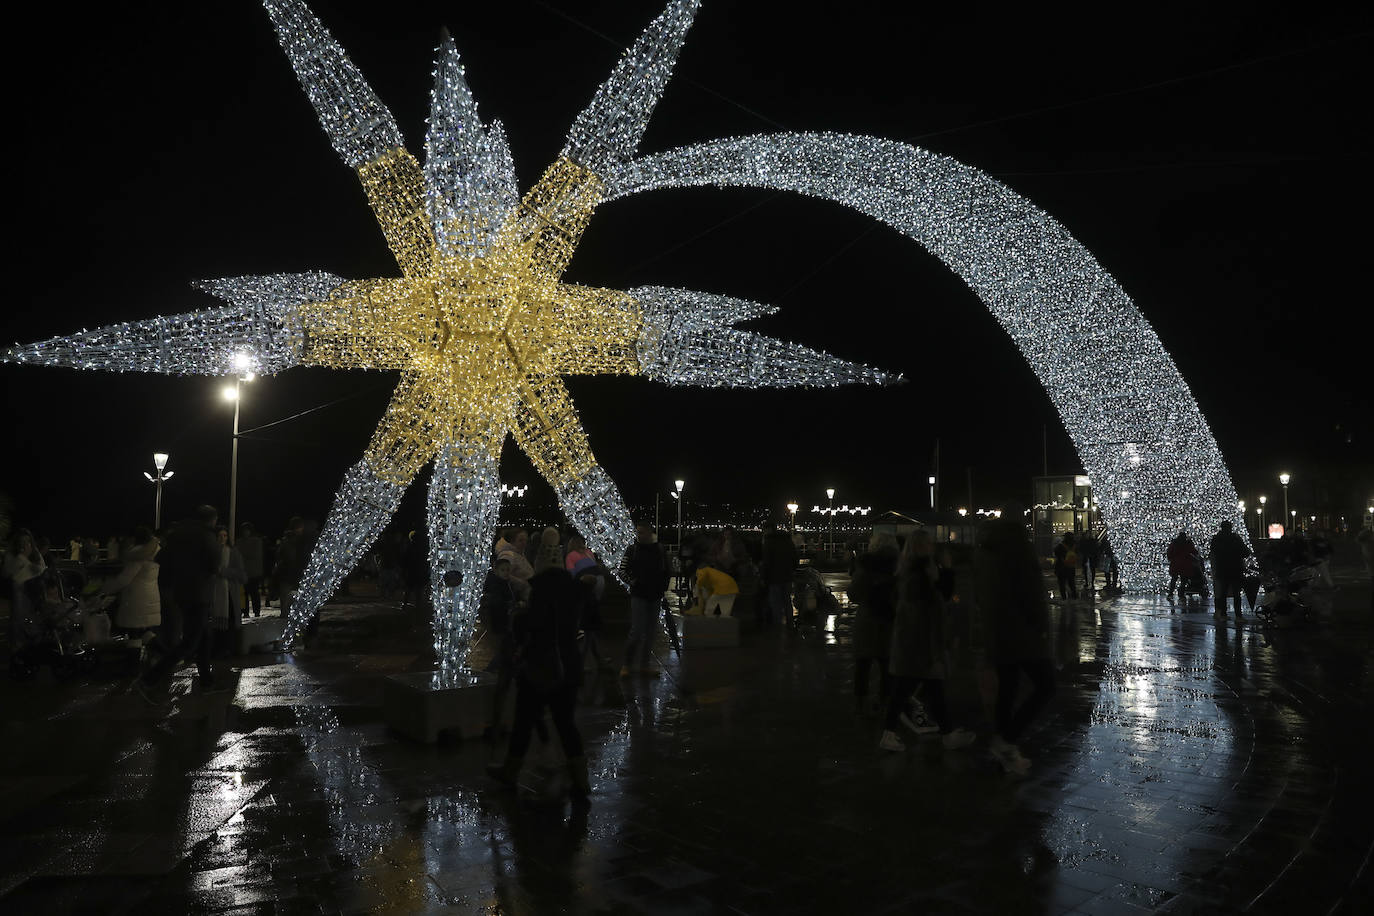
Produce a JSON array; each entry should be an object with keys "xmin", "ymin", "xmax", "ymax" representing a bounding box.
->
[{"xmin": 3, "ymin": 508, "xmax": 324, "ymax": 696}]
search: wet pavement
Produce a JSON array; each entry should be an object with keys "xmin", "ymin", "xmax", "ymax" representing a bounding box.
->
[{"xmin": 3, "ymin": 557, "xmax": 1372, "ymax": 915}]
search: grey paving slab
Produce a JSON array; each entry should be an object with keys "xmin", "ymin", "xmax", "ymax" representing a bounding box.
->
[{"xmin": 2, "ymin": 561, "xmax": 1372, "ymax": 914}]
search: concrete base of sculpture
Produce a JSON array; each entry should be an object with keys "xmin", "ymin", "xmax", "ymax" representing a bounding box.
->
[
  {"xmin": 235, "ymin": 616, "xmax": 286, "ymax": 655},
  {"xmin": 673, "ymin": 612, "xmax": 740, "ymax": 649},
  {"xmin": 383, "ymin": 671, "xmax": 496, "ymax": 743}
]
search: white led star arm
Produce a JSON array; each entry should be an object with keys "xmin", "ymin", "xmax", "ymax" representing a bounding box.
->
[
  {"xmin": 1, "ymin": 271, "xmax": 346, "ymax": 376},
  {"xmin": 562, "ymin": 0, "xmax": 701, "ymax": 177},
  {"xmin": 427, "ymin": 437, "xmax": 504, "ymax": 687},
  {"xmin": 631, "ymin": 285, "xmax": 898, "ymax": 388},
  {"xmin": 262, "ymin": 0, "xmax": 405, "ymax": 168},
  {"xmin": 283, "ymin": 458, "xmax": 408, "ymax": 643},
  {"xmin": 608, "ymin": 132, "xmax": 1247, "ymax": 591},
  {"xmin": 424, "ymin": 36, "xmax": 518, "ymax": 259}
]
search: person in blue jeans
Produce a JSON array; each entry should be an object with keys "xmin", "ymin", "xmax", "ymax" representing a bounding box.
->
[{"xmin": 621, "ymin": 524, "xmax": 670, "ymax": 677}]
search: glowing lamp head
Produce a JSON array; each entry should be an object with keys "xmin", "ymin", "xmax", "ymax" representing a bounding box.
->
[
  {"xmin": 1280, "ymin": 473, "xmax": 1290, "ymax": 486},
  {"xmin": 1259, "ymin": 495, "xmax": 1267, "ymax": 505},
  {"xmin": 786, "ymin": 502, "xmax": 798, "ymax": 513},
  {"xmin": 233, "ymin": 352, "xmax": 254, "ymax": 371},
  {"xmin": 153, "ymin": 452, "xmax": 169, "ymax": 471},
  {"xmin": 221, "ymin": 385, "xmax": 239, "ymax": 402},
  {"xmin": 826, "ymin": 488, "xmax": 835, "ymax": 500},
  {"xmin": 674, "ymin": 479, "xmax": 684, "ymax": 494}
]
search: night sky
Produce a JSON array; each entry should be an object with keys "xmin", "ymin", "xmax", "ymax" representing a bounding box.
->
[{"xmin": 5, "ymin": 1, "xmax": 1371, "ymax": 541}]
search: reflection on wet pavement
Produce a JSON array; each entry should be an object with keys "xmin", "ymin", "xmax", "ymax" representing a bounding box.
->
[{"xmin": 2, "ymin": 564, "xmax": 1372, "ymax": 913}]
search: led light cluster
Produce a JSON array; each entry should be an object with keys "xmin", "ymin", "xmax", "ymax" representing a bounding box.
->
[{"xmin": 5, "ymin": 0, "xmax": 1243, "ymax": 676}]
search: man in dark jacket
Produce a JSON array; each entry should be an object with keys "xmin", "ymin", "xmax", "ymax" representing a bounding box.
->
[
  {"xmin": 138, "ymin": 504, "xmax": 221, "ymax": 699},
  {"xmin": 760, "ymin": 522, "xmax": 798, "ymax": 627},
  {"xmin": 1208, "ymin": 520, "xmax": 1252, "ymax": 616},
  {"xmin": 621, "ymin": 524, "xmax": 670, "ymax": 677}
]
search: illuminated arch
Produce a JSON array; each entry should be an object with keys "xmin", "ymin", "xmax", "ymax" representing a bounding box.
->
[{"xmin": 607, "ymin": 132, "xmax": 1247, "ymax": 590}]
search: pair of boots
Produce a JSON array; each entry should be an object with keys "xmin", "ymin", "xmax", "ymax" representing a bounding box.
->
[{"xmin": 486, "ymin": 755, "xmax": 591, "ymax": 803}]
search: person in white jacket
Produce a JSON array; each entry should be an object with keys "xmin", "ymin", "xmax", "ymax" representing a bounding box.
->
[{"xmin": 100, "ymin": 527, "xmax": 161, "ymax": 632}]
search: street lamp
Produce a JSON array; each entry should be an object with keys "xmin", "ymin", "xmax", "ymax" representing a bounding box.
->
[
  {"xmin": 674, "ymin": 478, "xmax": 685, "ymax": 552},
  {"xmin": 223, "ymin": 355, "xmax": 256, "ymax": 544},
  {"xmin": 826, "ymin": 487, "xmax": 835, "ymax": 557},
  {"xmin": 786, "ymin": 502, "xmax": 798, "ymax": 530},
  {"xmin": 142, "ymin": 452, "xmax": 174, "ymax": 530},
  {"xmin": 929, "ymin": 475, "xmax": 936, "ymax": 510},
  {"xmin": 1279, "ymin": 473, "xmax": 1290, "ymax": 535},
  {"xmin": 1258, "ymin": 495, "xmax": 1267, "ymax": 537}
]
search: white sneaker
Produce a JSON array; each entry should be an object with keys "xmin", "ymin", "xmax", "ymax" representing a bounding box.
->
[
  {"xmin": 878, "ymin": 730, "xmax": 905, "ymax": 752},
  {"xmin": 898, "ymin": 711, "xmax": 940, "ymax": 736},
  {"xmin": 941, "ymin": 728, "xmax": 976, "ymax": 750}
]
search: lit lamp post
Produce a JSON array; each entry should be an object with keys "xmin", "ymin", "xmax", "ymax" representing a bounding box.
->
[
  {"xmin": 1237, "ymin": 500, "xmax": 1245, "ymax": 536},
  {"xmin": 142, "ymin": 452, "xmax": 174, "ymax": 530},
  {"xmin": 929, "ymin": 475, "xmax": 936, "ymax": 510},
  {"xmin": 222, "ymin": 354, "xmax": 256, "ymax": 543},
  {"xmin": 674, "ymin": 478, "xmax": 685, "ymax": 551},
  {"xmin": 1259, "ymin": 495, "xmax": 1267, "ymax": 538},
  {"xmin": 826, "ymin": 487, "xmax": 835, "ymax": 557},
  {"xmin": 1279, "ymin": 473, "xmax": 1290, "ymax": 535},
  {"xmin": 786, "ymin": 502, "xmax": 798, "ymax": 531}
]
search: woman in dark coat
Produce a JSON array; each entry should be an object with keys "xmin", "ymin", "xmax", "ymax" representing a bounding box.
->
[
  {"xmin": 849, "ymin": 532, "xmax": 898, "ymax": 715},
  {"xmin": 487, "ymin": 528, "xmax": 591, "ymax": 803},
  {"xmin": 975, "ymin": 515, "xmax": 1055, "ymax": 775},
  {"xmin": 881, "ymin": 530, "xmax": 975, "ymax": 752}
]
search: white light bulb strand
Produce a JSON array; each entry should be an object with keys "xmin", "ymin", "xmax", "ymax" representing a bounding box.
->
[
  {"xmin": 606, "ymin": 132, "xmax": 1246, "ymax": 591},
  {"xmin": 553, "ymin": 464, "xmax": 637, "ymax": 587}
]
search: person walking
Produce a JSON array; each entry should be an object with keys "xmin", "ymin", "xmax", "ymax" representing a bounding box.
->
[
  {"xmin": 480, "ymin": 556, "xmax": 527, "ymax": 739},
  {"xmin": 848, "ymin": 531, "xmax": 898, "ymax": 717},
  {"xmin": 137, "ymin": 505, "xmax": 222, "ymax": 699},
  {"xmin": 1166, "ymin": 531, "xmax": 1196, "ymax": 601},
  {"xmin": 880, "ymin": 530, "xmax": 976, "ymax": 752},
  {"xmin": 212, "ymin": 526, "xmax": 246, "ymax": 653},
  {"xmin": 976, "ymin": 514, "xmax": 1056, "ymax": 775},
  {"xmin": 1208, "ymin": 520, "xmax": 1251, "ymax": 617},
  {"xmin": 487, "ymin": 528, "xmax": 591, "ymax": 804},
  {"xmin": 238, "ymin": 523, "xmax": 265, "ymax": 617},
  {"xmin": 1079, "ymin": 530, "xmax": 1100, "ymax": 595},
  {"xmin": 760, "ymin": 521, "xmax": 798, "ymax": 627},
  {"xmin": 621, "ymin": 524, "xmax": 670, "ymax": 678},
  {"xmin": 1052, "ymin": 532, "xmax": 1078, "ymax": 600},
  {"xmin": 273, "ymin": 517, "xmax": 308, "ymax": 625}
]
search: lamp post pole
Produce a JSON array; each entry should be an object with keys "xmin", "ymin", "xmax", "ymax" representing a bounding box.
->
[
  {"xmin": 1279, "ymin": 473, "xmax": 1290, "ymax": 535},
  {"xmin": 223, "ymin": 355, "xmax": 255, "ymax": 544},
  {"xmin": 674, "ymin": 478, "xmax": 685, "ymax": 552},
  {"xmin": 143, "ymin": 452, "xmax": 174, "ymax": 530},
  {"xmin": 826, "ymin": 488, "xmax": 835, "ymax": 558},
  {"xmin": 229, "ymin": 378, "xmax": 241, "ymax": 542},
  {"xmin": 1259, "ymin": 495, "xmax": 1267, "ymax": 539}
]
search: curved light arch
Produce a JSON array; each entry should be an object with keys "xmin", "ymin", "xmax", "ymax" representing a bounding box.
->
[{"xmin": 607, "ymin": 132, "xmax": 1247, "ymax": 591}]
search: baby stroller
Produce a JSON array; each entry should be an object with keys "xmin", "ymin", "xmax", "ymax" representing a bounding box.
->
[
  {"xmin": 10, "ymin": 583, "xmax": 104, "ymax": 681},
  {"xmin": 1176, "ymin": 553, "xmax": 1210, "ymax": 603},
  {"xmin": 1256, "ymin": 555, "xmax": 1316, "ymax": 628}
]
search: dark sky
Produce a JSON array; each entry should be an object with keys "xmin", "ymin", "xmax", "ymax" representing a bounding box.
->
[{"xmin": 5, "ymin": 0, "xmax": 1372, "ymax": 540}]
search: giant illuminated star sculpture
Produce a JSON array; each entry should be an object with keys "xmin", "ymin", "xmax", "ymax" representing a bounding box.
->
[{"xmin": 7, "ymin": 1, "xmax": 1247, "ymax": 673}]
